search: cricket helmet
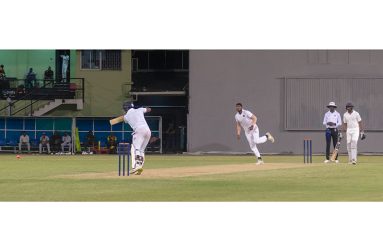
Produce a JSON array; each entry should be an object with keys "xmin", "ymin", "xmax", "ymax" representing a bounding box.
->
[
  {"xmin": 345, "ymin": 102, "xmax": 354, "ymax": 108},
  {"xmin": 123, "ymin": 101, "xmax": 134, "ymax": 112}
]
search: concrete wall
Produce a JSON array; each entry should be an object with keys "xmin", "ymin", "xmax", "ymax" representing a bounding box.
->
[
  {"xmin": 47, "ymin": 50, "xmax": 132, "ymax": 117},
  {"xmin": 188, "ymin": 50, "xmax": 383, "ymax": 154}
]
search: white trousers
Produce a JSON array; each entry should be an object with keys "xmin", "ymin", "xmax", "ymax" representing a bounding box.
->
[
  {"xmin": 62, "ymin": 63, "xmax": 68, "ymax": 80},
  {"xmin": 346, "ymin": 128, "xmax": 359, "ymax": 162},
  {"xmin": 39, "ymin": 143, "xmax": 51, "ymax": 153},
  {"xmin": 19, "ymin": 142, "xmax": 30, "ymax": 152},
  {"xmin": 132, "ymin": 126, "xmax": 151, "ymax": 157},
  {"xmin": 245, "ymin": 127, "xmax": 267, "ymax": 158},
  {"xmin": 61, "ymin": 142, "xmax": 72, "ymax": 152}
]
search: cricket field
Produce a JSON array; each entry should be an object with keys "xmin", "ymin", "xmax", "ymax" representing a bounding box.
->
[{"xmin": 0, "ymin": 154, "xmax": 382, "ymax": 201}]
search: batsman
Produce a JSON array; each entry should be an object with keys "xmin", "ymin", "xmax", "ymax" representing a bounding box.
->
[
  {"xmin": 111, "ymin": 102, "xmax": 152, "ymax": 174},
  {"xmin": 342, "ymin": 102, "xmax": 365, "ymax": 165}
]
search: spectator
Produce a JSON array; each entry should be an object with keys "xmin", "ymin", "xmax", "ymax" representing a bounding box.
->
[
  {"xmin": 107, "ymin": 133, "xmax": 117, "ymax": 154},
  {"xmin": 86, "ymin": 130, "xmax": 96, "ymax": 152},
  {"xmin": 50, "ymin": 131, "xmax": 61, "ymax": 152},
  {"xmin": 6, "ymin": 95, "xmax": 13, "ymax": 116},
  {"xmin": 43, "ymin": 66, "xmax": 54, "ymax": 86},
  {"xmin": 148, "ymin": 136, "xmax": 161, "ymax": 152},
  {"xmin": 25, "ymin": 68, "xmax": 37, "ymax": 88},
  {"xmin": 61, "ymin": 52, "xmax": 69, "ymax": 82},
  {"xmin": 19, "ymin": 132, "xmax": 30, "ymax": 153},
  {"xmin": 164, "ymin": 122, "xmax": 176, "ymax": 153},
  {"xmin": 61, "ymin": 132, "xmax": 72, "ymax": 153},
  {"xmin": 39, "ymin": 132, "xmax": 51, "ymax": 154},
  {"xmin": 0, "ymin": 64, "xmax": 5, "ymax": 79}
]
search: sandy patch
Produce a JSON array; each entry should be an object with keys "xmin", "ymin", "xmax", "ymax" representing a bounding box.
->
[{"xmin": 57, "ymin": 162, "xmax": 320, "ymax": 179}]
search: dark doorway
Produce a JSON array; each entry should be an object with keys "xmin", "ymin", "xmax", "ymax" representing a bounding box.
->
[{"xmin": 131, "ymin": 50, "xmax": 189, "ymax": 153}]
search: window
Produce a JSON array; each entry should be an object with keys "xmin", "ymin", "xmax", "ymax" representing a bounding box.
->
[
  {"xmin": 81, "ymin": 50, "xmax": 121, "ymax": 70},
  {"xmin": 81, "ymin": 50, "xmax": 101, "ymax": 69},
  {"xmin": 101, "ymin": 50, "xmax": 121, "ymax": 70},
  {"xmin": 132, "ymin": 50, "xmax": 189, "ymax": 71}
]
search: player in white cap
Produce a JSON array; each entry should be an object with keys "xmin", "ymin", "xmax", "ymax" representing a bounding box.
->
[
  {"xmin": 322, "ymin": 101, "xmax": 342, "ymax": 163},
  {"xmin": 341, "ymin": 102, "xmax": 365, "ymax": 165},
  {"xmin": 235, "ymin": 103, "xmax": 275, "ymax": 165},
  {"xmin": 123, "ymin": 102, "xmax": 152, "ymax": 174}
]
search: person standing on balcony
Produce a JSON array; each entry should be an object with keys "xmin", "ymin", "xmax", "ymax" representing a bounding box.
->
[
  {"xmin": 44, "ymin": 66, "xmax": 54, "ymax": 86},
  {"xmin": 0, "ymin": 64, "xmax": 6, "ymax": 79},
  {"xmin": 61, "ymin": 52, "xmax": 70, "ymax": 82},
  {"xmin": 25, "ymin": 68, "xmax": 37, "ymax": 88}
]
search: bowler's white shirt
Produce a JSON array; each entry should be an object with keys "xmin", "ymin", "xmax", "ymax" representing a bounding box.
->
[
  {"xmin": 124, "ymin": 108, "xmax": 149, "ymax": 131},
  {"xmin": 235, "ymin": 109, "xmax": 254, "ymax": 131},
  {"xmin": 323, "ymin": 110, "xmax": 342, "ymax": 128},
  {"xmin": 343, "ymin": 110, "xmax": 361, "ymax": 130}
]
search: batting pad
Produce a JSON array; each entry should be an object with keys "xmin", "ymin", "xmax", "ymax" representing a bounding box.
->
[{"xmin": 131, "ymin": 144, "xmax": 136, "ymax": 170}]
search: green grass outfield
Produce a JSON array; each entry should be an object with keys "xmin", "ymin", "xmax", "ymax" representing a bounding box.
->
[{"xmin": 0, "ymin": 154, "xmax": 382, "ymax": 201}]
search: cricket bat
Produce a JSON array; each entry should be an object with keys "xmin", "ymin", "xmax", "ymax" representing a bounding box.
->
[
  {"xmin": 109, "ymin": 115, "xmax": 124, "ymax": 126},
  {"xmin": 330, "ymin": 136, "xmax": 342, "ymax": 161}
]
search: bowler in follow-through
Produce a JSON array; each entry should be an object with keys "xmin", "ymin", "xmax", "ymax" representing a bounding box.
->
[{"xmin": 235, "ymin": 103, "xmax": 275, "ymax": 165}]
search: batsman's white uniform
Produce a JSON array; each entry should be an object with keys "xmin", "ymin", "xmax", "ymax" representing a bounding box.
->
[
  {"xmin": 124, "ymin": 108, "xmax": 151, "ymax": 160},
  {"xmin": 343, "ymin": 110, "xmax": 362, "ymax": 162},
  {"xmin": 235, "ymin": 109, "xmax": 267, "ymax": 157}
]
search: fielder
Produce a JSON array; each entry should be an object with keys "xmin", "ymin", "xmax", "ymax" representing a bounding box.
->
[
  {"xmin": 123, "ymin": 102, "xmax": 152, "ymax": 174},
  {"xmin": 341, "ymin": 102, "xmax": 365, "ymax": 165},
  {"xmin": 235, "ymin": 103, "xmax": 275, "ymax": 165}
]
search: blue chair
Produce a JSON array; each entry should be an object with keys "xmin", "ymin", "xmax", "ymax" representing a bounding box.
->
[
  {"xmin": 30, "ymin": 139, "xmax": 39, "ymax": 147},
  {"xmin": 8, "ymin": 140, "xmax": 17, "ymax": 146}
]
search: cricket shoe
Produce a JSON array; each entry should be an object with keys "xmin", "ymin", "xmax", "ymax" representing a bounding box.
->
[
  {"xmin": 335, "ymin": 160, "xmax": 339, "ymax": 164},
  {"xmin": 352, "ymin": 160, "xmax": 357, "ymax": 165},
  {"xmin": 256, "ymin": 160, "xmax": 264, "ymax": 165},
  {"xmin": 324, "ymin": 160, "xmax": 330, "ymax": 163},
  {"xmin": 135, "ymin": 168, "xmax": 144, "ymax": 175},
  {"xmin": 130, "ymin": 166, "xmax": 143, "ymax": 175},
  {"xmin": 266, "ymin": 132, "xmax": 275, "ymax": 143}
]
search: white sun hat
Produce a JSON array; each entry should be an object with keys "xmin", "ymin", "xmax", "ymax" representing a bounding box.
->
[{"xmin": 327, "ymin": 102, "xmax": 337, "ymax": 108}]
